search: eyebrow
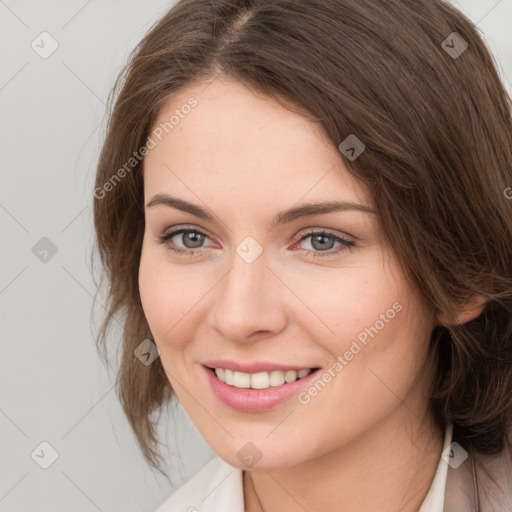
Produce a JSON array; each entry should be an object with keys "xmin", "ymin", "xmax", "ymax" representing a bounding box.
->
[{"xmin": 146, "ymin": 193, "xmax": 377, "ymax": 227}]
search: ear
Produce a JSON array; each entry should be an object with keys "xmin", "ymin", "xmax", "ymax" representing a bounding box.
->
[{"xmin": 435, "ymin": 294, "xmax": 488, "ymax": 327}]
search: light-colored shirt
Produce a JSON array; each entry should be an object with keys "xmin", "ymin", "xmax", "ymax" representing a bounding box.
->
[{"xmin": 156, "ymin": 422, "xmax": 454, "ymax": 512}]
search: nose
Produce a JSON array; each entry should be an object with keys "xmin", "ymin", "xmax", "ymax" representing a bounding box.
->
[{"xmin": 207, "ymin": 246, "xmax": 287, "ymax": 343}]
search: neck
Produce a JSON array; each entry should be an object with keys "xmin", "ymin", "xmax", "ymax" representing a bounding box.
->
[{"xmin": 243, "ymin": 408, "xmax": 444, "ymax": 512}]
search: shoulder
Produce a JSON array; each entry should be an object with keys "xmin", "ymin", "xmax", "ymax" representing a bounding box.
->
[
  {"xmin": 476, "ymin": 437, "xmax": 512, "ymax": 511},
  {"xmin": 155, "ymin": 455, "xmax": 245, "ymax": 512},
  {"xmin": 445, "ymin": 436, "xmax": 512, "ymax": 512}
]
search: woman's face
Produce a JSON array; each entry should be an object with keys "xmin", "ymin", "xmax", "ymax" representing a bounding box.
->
[{"xmin": 139, "ymin": 78, "xmax": 437, "ymax": 469}]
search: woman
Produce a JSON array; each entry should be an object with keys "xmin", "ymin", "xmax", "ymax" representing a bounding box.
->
[{"xmin": 92, "ymin": 0, "xmax": 512, "ymax": 510}]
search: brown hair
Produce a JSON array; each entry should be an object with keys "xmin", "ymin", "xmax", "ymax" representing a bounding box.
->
[{"xmin": 92, "ymin": 0, "xmax": 512, "ymax": 482}]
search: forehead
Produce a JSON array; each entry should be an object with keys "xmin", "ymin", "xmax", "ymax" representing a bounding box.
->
[{"xmin": 143, "ymin": 78, "xmax": 372, "ymax": 209}]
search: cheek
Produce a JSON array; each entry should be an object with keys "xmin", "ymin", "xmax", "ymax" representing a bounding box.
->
[
  {"xmin": 287, "ymin": 256, "xmax": 401, "ymax": 350},
  {"xmin": 138, "ymin": 242, "xmax": 185, "ymax": 345},
  {"xmin": 292, "ymin": 250, "xmax": 431, "ymax": 387},
  {"xmin": 324, "ymin": 288, "xmax": 432, "ymax": 413},
  {"xmin": 139, "ymin": 245, "xmax": 164, "ymax": 331},
  {"xmin": 138, "ymin": 240, "xmax": 212, "ymax": 356}
]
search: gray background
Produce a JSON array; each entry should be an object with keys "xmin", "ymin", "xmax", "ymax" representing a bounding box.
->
[{"xmin": 1, "ymin": 1, "xmax": 511, "ymax": 511}]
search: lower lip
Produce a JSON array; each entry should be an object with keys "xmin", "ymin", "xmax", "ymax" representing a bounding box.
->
[{"xmin": 203, "ymin": 366, "xmax": 320, "ymax": 412}]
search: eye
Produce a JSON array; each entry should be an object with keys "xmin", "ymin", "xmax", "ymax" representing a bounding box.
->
[
  {"xmin": 157, "ymin": 227, "xmax": 214, "ymax": 256},
  {"xmin": 157, "ymin": 226, "xmax": 355, "ymax": 258},
  {"xmin": 292, "ymin": 229, "xmax": 355, "ymax": 257}
]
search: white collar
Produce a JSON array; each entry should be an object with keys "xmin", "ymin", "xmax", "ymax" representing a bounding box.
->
[
  {"xmin": 157, "ymin": 423, "xmax": 453, "ymax": 512},
  {"xmin": 418, "ymin": 421, "xmax": 453, "ymax": 512}
]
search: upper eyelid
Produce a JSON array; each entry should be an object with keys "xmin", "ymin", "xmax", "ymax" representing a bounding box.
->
[
  {"xmin": 163, "ymin": 225, "xmax": 353, "ymax": 245},
  {"xmin": 163, "ymin": 225, "xmax": 215, "ymax": 242}
]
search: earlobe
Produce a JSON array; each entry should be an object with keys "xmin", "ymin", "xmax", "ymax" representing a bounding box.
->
[{"xmin": 435, "ymin": 294, "xmax": 488, "ymax": 327}]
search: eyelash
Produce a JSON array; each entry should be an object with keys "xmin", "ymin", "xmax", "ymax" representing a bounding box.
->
[{"xmin": 156, "ymin": 227, "xmax": 355, "ymax": 258}]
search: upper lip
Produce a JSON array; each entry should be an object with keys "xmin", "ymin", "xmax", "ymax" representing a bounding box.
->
[{"xmin": 202, "ymin": 359, "xmax": 319, "ymax": 374}]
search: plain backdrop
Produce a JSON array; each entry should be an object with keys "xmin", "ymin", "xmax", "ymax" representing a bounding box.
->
[{"xmin": 1, "ymin": 1, "xmax": 511, "ymax": 511}]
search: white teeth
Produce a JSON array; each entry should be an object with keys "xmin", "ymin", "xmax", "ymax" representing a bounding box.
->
[
  {"xmin": 251, "ymin": 372, "xmax": 270, "ymax": 389},
  {"xmin": 224, "ymin": 369, "xmax": 234, "ymax": 385},
  {"xmin": 233, "ymin": 371, "xmax": 251, "ymax": 388},
  {"xmin": 213, "ymin": 367, "xmax": 313, "ymax": 389},
  {"xmin": 284, "ymin": 370, "xmax": 297, "ymax": 383},
  {"xmin": 269, "ymin": 371, "xmax": 285, "ymax": 387}
]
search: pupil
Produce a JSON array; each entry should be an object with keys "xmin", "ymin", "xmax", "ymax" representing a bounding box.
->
[
  {"xmin": 185, "ymin": 232, "xmax": 204, "ymax": 248},
  {"xmin": 312, "ymin": 234, "xmax": 333, "ymax": 251}
]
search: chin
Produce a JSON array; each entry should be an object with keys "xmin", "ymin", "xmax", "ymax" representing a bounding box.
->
[{"xmin": 210, "ymin": 436, "xmax": 312, "ymax": 471}]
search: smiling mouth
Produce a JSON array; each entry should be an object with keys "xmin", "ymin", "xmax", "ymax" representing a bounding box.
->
[{"xmin": 206, "ymin": 366, "xmax": 321, "ymax": 390}]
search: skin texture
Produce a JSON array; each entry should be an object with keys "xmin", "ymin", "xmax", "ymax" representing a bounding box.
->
[{"xmin": 138, "ymin": 77, "xmax": 485, "ymax": 511}]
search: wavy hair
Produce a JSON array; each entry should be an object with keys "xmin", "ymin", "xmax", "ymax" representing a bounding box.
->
[{"xmin": 92, "ymin": 0, "xmax": 512, "ymax": 488}]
